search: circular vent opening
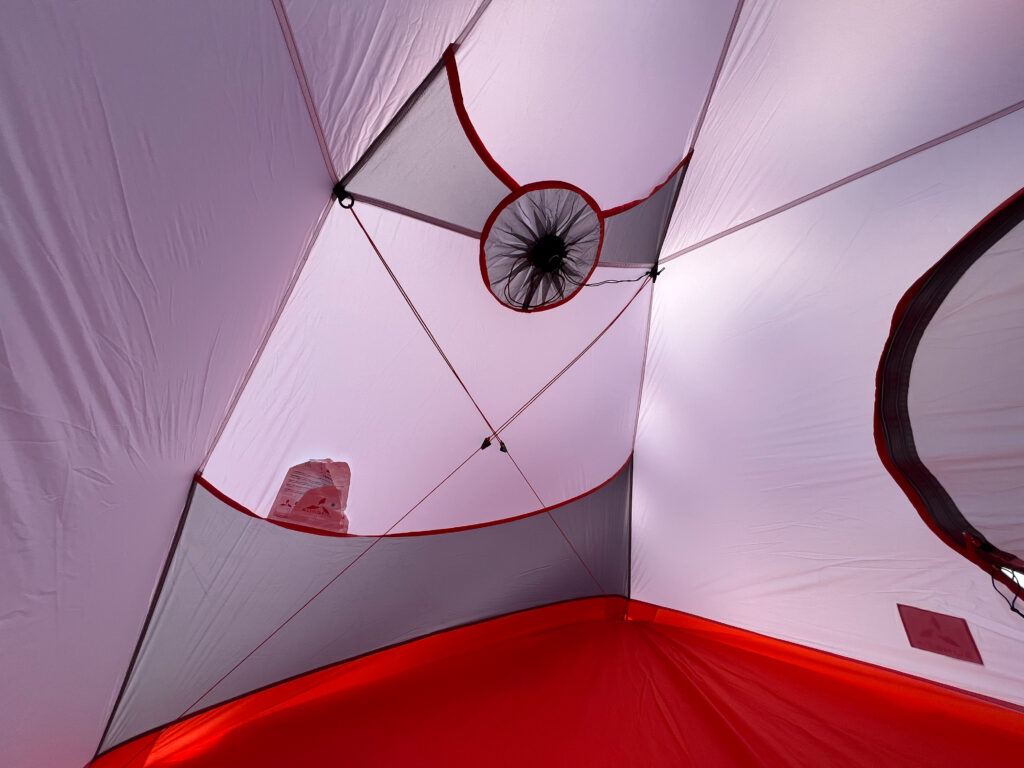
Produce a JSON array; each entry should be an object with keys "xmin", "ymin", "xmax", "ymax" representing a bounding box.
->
[{"xmin": 480, "ymin": 182, "xmax": 603, "ymax": 312}]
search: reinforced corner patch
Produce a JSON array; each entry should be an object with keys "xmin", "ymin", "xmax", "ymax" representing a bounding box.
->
[{"xmin": 897, "ymin": 604, "xmax": 982, "ymax": 664}]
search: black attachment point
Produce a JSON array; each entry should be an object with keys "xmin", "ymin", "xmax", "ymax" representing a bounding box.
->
[
  {"xmin": 649, "ymin": 265, "xmax": 665, "ymax": 282},
  {"xmin": 333, "ymin": 181, "xmax": 354, "ymax": 209},
  {"xmin": 499, "ymin": 441, "xmax": 508, "ymax": 453},
  {"xmin": 480, "ymin": 438, "xmax": 492, "ymax": 450}
]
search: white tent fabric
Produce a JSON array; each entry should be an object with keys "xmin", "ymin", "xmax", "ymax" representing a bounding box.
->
[
  {"xmin": 3, "ymin": 2, "xmax": 1024, "ymax": 767},
  {"xmin": 663, "ymin": 0, "xmax": 1024, "ymax": 257},
  {"xmin": 633, "ymin": 103, "xmax": 1024, "ymax": 705},
  {"xmin": 455, "ymin": 0, "xmax": 738, "ymax": 208},
  {"xmin": 281, "ymin": 0, "xmax": 485, "ymax": 179},
  {"xmin": 0, "ymin": 5, "xmax": 328, "ymax": 767},
  {"xmin": 203, "ymin": 203, "xmax": 649, "ymax": 532}
]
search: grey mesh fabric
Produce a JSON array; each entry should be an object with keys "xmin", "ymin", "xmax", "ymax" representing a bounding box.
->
[
  {"xmin": 600, "ymin": 163, "xmax": 687, "ymax": 266},
  {"xmin": 101, "ymin": 462, "xmax": 631, "ymax": 750},
  {"xmin": 482, "ymin": 185, "xmax": 602, "ymax": 311},
  {"xmin": 909, "ymin": 219, "xmax": 1024, "ymax": 558},
  {"xmin": 343, "ymin": 59, "xmax": 511, "ymax": 235}
]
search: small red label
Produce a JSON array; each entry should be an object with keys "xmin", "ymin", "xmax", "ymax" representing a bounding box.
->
[{"xmin": 897, "ymin": 604, "xmax": 982, "ymax": 665}]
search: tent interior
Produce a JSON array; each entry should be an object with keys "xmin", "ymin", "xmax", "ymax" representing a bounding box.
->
[{"xmin": 2, "ymin": 2, "xmax": 1024, "ymax": 766}]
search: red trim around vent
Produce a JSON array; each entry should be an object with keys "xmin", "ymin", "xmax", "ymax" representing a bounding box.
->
[
  {"xmin": 443, "ymin": 43, "xmax": 690, "ymax": 220},
  {"xmin": 478, "ymin": 180, "xmax": 605, "ymax": 313}
]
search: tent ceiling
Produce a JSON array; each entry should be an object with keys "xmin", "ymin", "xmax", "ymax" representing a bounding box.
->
[
  {"xmin": 3, "ymin": 2, "xmax": 1024, "ymax": 767},
  {"xmin": 454, "ymin": 0, "xmax": 737, "ymax": 208},
  {"xmin": 281, "ymin": 0, "xmax": 485, "ymax": 179},
  {"xmin": 664, "ymin": 0, "xmax": 1024, "ymax": 256},
  {"xmin": 202, "ymin": 203, "xmax": 648, "ymax": 532}
]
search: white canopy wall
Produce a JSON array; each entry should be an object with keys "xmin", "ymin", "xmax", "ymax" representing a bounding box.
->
[
  {"xmin": 0, "ymin": 3, "xmax": 484, "ymax": 765},
  {"xmin": 2, "ymin": 2, "xmax": 1024, "ymax": 767},
  {"xmin": 0, "ymin": 4, "xmax": 330, "ymax": 767},
  {"xmin": 634, "ymin": 0, "xmax": 1024, "ymax": 707},
  {"xmin": 202, "ymin": 203, "xmax": 652, "ymax": 532}
]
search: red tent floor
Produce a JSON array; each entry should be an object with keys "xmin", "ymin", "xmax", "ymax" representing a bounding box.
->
[{"xmin": 93, "ymin": 597, "xmax": 1024, "ymax": 767}]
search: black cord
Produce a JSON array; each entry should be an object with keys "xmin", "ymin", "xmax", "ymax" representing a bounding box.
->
[
  {"xmin": 991, "ymin": 573, "xmax": 1024, "ymax": 619},
  {"xmin": 566, "ymin": 265, "xmax": 662, "ymax": 288},
  {"xmin": 584, "ymin": 272, "xmax": 651, "ymax": 287}
]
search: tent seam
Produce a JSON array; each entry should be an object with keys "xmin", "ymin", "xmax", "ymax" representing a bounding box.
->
[
  {"xmin": 688, "ymin": 0, "xmax": 746, "ymax": 156},
  {"xmin": 662, "ymin": 97, "xmax": 1024, "ymax": 263},
  {"xmin": 349, "ymin": 206, "xmax": 501, "ymax": 439},
  {"xmin": 488, "ymin": 278, "xmax": 651, "ymax": 439},
  {"xmin": 454, "ymin": 0, "xmax": 495, "ymax": 47},
  {"xmin": 198, "ymin": 198, "xmax": 332, "ymax": 473},
  {"xmin": 92, "ymin": 482, "xmax": 198, "ymax": 761},
  {"xmin": 271, "ymin": 0, "xmax": 337, "ymax": 182}
]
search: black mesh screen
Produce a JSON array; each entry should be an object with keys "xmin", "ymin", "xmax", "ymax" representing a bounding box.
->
[{"xmin": 481, "ymin": 184, "xmax": 603, "ymax": 311}]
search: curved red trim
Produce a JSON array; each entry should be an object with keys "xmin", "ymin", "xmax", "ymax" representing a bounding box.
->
[
  {"xmin": 874, "ymin": 186, "xmax": 1024, "ymax": 600},
  {"xmin": 600, "ymin": 149, "xmax": 693, "ymax": 218},
  {"xmin": 443, "ymin": 45, "xmax": 519, "ymax": 191},
  {"xmin": 445, "ymin": 43, "xmax": 689, "ymax": 223},
  {"xmin": 194, "ymin": 454, "xmax": 631, "ymax": 539},
  {"xmin": 479, "ymin": 180, "xmax": 605, "ymax": 313}
]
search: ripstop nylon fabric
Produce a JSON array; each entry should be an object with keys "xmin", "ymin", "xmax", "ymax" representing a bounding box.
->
[{"xmin": 4, "ymin": 2, "xmax": 1024, "ymax": 766}]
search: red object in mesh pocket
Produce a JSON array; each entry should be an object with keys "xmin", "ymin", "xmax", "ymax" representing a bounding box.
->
[{"xmin": 269, "ymin": 460, "xmax": 351, "ymax": 533}]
